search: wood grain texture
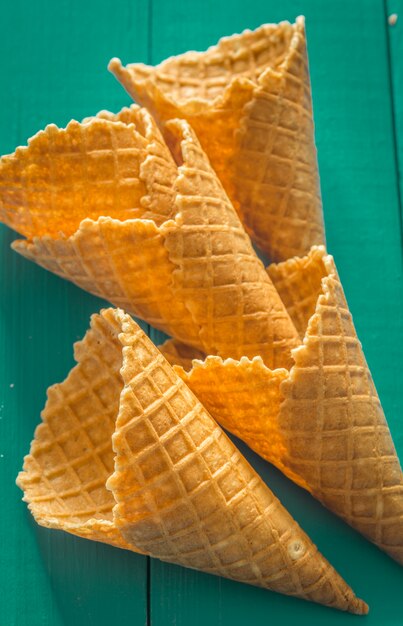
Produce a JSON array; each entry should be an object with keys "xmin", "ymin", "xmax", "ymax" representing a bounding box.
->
[{"xmin": 1, "ymin": 0, "xmax": 403, "ymax": 624}]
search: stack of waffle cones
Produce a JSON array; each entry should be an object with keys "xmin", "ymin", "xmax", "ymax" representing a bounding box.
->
[
  {"xmin": 171, "ymin": 247, "xmax": 403, "ymax": 565},
  {"xmin": 109, "ymin": 16, "xmax": 325, "ymax": 262},
  {"xmin": 0, "ymin": 15, "xmax": 402, "ymax": 613},
  {"xmin": 0, "ymin": 104, "xmax": 299, "ymax": 368}
]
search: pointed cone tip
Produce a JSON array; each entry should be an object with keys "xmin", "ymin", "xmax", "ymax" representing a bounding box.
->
[{"xmin": 350, "ymin": 597, "xmax": 369, "ymax": 616}]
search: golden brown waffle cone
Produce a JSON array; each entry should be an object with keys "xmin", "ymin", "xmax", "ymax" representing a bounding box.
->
[
  {"xmin": 160, "ymin": 338, "xmax": 206, "ymax": 370},
  {"xmin": 15, "ymin": 309, "xmax": 137, "ymax": 551},
  {"xmin": 162, "ymin": 119, "xmax": 299, "ymax": 363},
  {"xmin": 17, "ymin": 307, "xmax": 367, "ymax": 613},
  {"xmin": 0, "ymin": 106, "xmax": 300, "ymax": 367},
  {"xmin": 0, "ymin": 105, "xmax": 177, "ymax": 236},
  {"xmin": 109, "ymin": 16, "xmax": 325, "ymax": 262},
  {"xmin": 268, "ymin": 245, "xmax": 327, "ymax": 338},
  {"xmin": 173, "ymin": 246, "xmax": 403, "ymax": 564}
]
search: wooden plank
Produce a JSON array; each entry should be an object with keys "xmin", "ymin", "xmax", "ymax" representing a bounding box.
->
[
  {"xmin": 0, "ymin": 0, "xmax": 149, "ymax": 624},
  {"xmin": 387, "ymin": 0, "xmax": 403, "ymax": 220},
  {"xmin": 148, "ymin": 0, "xmax": 403, "ymax": 624}
]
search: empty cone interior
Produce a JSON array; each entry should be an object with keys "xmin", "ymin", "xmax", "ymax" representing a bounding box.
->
[
  {"xmin": 0, "ymin": 106, "xmax": 301, "ymax": 368},
  {"xmin": 0, "ymin": 106, "xmax": 178, "ymax": 240},
  {"xmin": 268, "ymin": 243, "xmax": 327, "ymax": 338},
  {"xmin": 109, "ymin": 22, "xmax": 295, "ymax": 107},
  {"xmin": 16, "ymin": 310, "xmax": 135, "ymax": 550}
]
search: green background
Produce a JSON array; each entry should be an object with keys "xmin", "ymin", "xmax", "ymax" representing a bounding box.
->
[{"xmin": 1, "ymin": 0, "xmax": 403, "ymax": 624}]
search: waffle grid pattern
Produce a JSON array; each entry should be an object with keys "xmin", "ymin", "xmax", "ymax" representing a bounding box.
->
[
  {"xmin": 6, "ymin": 113, "xmax": 299, "ymax": 367},
  {"xmin": 87, "ymin": 105, "xmax": 178, "ymax": 223},
  {"xmin": 176, "ymin": 357, "xmax": 290, "ymax": 473},
  {"xmin": 162, "ymin": 248, "xmax": 403, "ymax": 563},
  {"xmin": 111, "ymin": 318, "xmax": 363, "ymax": 609},
  {"xmin": 235, "ymin": 22, "xmax": 324, "ymax": 261},
  {"xmin": 164, "ymin": 121, "xmax": 300, "ymax": 367},
  {"xmin": 110, "ymin": 19, "xmax": 324, "ymax": 262},
  {"xmin": 16, "ymin": 309, "xmax": 366, "ymax": 611},
  {"xmin": 268, "ymin": 245, "xmax": 328, "ymax": 337},
  {"xmin": 144, "ymin": 23, "xmax": 294, "ymax": 103},
  {"xmin": 13, "ymin": 220, "xmax": 203, "ymax": 350},
  {"xmin": 280, "ymin": 270, "xmax": 403, "ymax": 562},
  {"xmin": 17, "ymin": 314, "xmax": 124, "ymax": 528},
  {"xmin": 0, "ymin": 118, "xmax": 152, "ymax": 239}
]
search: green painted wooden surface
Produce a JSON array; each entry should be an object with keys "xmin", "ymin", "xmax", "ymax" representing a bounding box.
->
[
  {"xmin": 0, "ymin": 2, "xmax": 149, "ymax": 625},
  {"xmin": 387, "ymin": 0, "xmax": 403, "ymax": 216},
  {"xmin": 1, "ymin": 0, "xmax": 403, "ymax": 624}
]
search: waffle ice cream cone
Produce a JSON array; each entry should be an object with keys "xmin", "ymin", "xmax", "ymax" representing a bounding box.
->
[
  {"xmin": 17, "ymin": 308, "xmax": 367, "ymax": 614},
  {"xmin": 109, "ymin": 16, "xmax": 325, "ymax": 262},
  {"xmin": 0, "ymin": 105, "xmax": 300, "ymax": 368},
  {"xmin": 173, "ymin": 247, "xmax": 403, "ymax": 564}
]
